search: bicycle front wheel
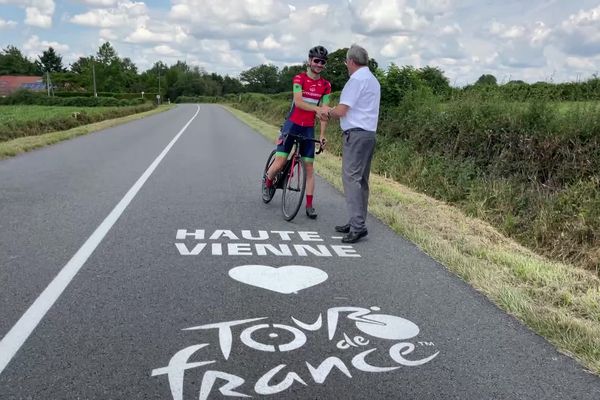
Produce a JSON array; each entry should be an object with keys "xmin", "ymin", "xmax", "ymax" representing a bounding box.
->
[{"xmin": 281, "ymin": 156, "xmax": 306, "ymax": 221}]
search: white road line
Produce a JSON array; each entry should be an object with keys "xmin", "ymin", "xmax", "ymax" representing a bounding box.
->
[{"xmin": 0, "ymin": 105, "xmax": 200, "ymax": 375}]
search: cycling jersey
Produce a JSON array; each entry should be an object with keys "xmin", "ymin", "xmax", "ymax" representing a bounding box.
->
[{"xmin": 287, "ymin": 72, "xmax": 331, "ymax": 127}]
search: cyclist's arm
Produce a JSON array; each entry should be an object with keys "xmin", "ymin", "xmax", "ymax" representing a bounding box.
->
[
  {"xmin": 319, "ymin": 94, "xmax": 330, "ymax": 139},
  {"xmin": 292, "ymin": 85, "xmax": 321, "ymax": 112}
]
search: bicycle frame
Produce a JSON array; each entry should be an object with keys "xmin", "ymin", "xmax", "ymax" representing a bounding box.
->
[{"xmin": 276, "ymin": 134, "xmax": 323, "ymax": 190}]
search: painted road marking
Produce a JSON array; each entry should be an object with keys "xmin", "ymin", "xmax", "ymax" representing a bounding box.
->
[
  {"xmin": 174, "ymin": 229, "xmax": 361, "ymax": 258},
  {"xmin": 152, "ymin": 306, "xmax": 439, "ymax": 399},
  {"xmin": 228, "ymin": 265, "xmax": 329, "ymax": 294},
  {"xmin": 0, "ymin": 105, "xmax": 201, "ymax": 375}
]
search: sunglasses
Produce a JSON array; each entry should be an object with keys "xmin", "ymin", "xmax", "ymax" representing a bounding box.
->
[{"xmin": 312, "ymin": 58, "xmax": 327, "ymax": 65}]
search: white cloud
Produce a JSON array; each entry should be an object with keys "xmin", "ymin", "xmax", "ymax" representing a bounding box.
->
[
  {"xmin": 415, "ymin": 0, "xmax": 453, "ymax": 16},
  {"xmin": 0, "ymin": 18, "xmax": 18, "ymax": 28},
  {"xmin": 489, "ymin": 21, "xmax": 526, "ymax": 39},
  {"xmin": 4, "ymin": 0, "xmax": 600, "ymax": 85},
  {"xmin": 99, "ymin": 28, "xmax": 118, "ymax": 40},
  {"xmin": 381, "ymin": 36, "xmax": 412, "ymax": 58},
  {"xmin": 125, "ymin": 25, "xmax": 188, "ymax": 44},
  {"xmin": 70, "ymin": 0, "xmax": 148, "ymax": 28},
  {"xmin": 260, "ymin": 34, "xmax": 281, "ymax": 50},
  {"xmin": 25, "ymin": 6, "xmax": 52, "ymax": 28},
  {"xmin": 565, "ymin": 56, "xmax": 596, "ymax": 70},
  {"xmin": 22, "ymin": 35, "xmax": 69, "ymax": 59},
  {"xmin": 170, "ymin": 0, "xmax": 290, "ymax": 26},
  {"xmin": 77, "ymin": 0, "xmax": 120, "ymax": 6},
  {"xmin": 348, "ymin": 0, "xmax": 429, "ymax": 35},
  {"xmin": 484, "ymin": 19, "xmax": 552, "ymax": 69},
  {"xmin": 153, "ymin": 45, "xmax": 181, "ymax": 56},
  {"xmin": 563, "ymin": 5, "xmax": 600, "ymax": 27},
  {"xmin": 440, "ymin": 23, "xmax": 461, "ymax": 35},
  {"xmin": 555, "ymin": 5, "xmax": 600, "ymax": 56},
  {"xmin": 0, "ymin": 0, "xmax": 55, "ymax": 28},
  {"xmin": 531, "ymin": 21, "xmax": 551, "ymax": 45}
]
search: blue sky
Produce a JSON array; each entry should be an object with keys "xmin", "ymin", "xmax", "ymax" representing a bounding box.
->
[{"xmin": 1, "ymin": 0, "xmax": 600, "ymax": 85}]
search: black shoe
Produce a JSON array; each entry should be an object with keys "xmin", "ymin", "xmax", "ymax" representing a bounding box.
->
[
  {"xmin": 335, "ymin": 223, "xmax": 351, "ymax": 233},
  {"xmin": 306, "ymin": 207, "xmax": 318, "ymax": 219},
  {"xmin": 341, "ymin": 229, "xmax": 368, "ymax": 243}
]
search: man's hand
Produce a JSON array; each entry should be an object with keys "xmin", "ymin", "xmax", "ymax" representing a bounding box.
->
[{"xmin": 317, "ymin": 106, "xmax": 330, "ymax": 121}]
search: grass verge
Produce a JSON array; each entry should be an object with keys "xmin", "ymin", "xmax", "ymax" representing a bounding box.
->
[
  {"xmin": 223, "ymin": 104, "xmax": 600, "ymax": 375},
  {"xmin": 0, "ymin": 105, "xmax": 175, "ymax": 159}
]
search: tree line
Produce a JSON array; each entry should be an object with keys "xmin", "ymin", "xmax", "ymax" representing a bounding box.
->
[{"xmin": 2, "ymin": 42, "xmax": 599, "ymax": 102}]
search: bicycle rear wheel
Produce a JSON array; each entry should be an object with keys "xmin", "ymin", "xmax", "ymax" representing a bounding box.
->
[
  {"xmin": 262, "ymin": 150, "xmax": 277, "ymax": 203},
  {"xmin": 281, "ymin": 156, "xmax": 306, "ymax": 221}
]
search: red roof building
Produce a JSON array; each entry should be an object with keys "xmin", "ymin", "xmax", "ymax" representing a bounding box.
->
[{"xmin": 0, "ymin": 76, "xmax": 45, "ymax": 96}]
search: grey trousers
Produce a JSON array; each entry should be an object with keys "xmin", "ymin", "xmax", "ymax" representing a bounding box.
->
[{"xmin": 342, "ymin": 129, "xmax": 376, "ymax": 233}]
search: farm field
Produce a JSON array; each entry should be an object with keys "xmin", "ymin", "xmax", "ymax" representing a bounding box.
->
[{"xmin": 0, "ymin": 105, "xmax": 119, "ymax": 125}]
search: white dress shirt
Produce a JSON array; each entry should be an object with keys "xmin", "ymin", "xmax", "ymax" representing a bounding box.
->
[{"xmin": 339, "ymin": 66, "xmax": 381, "ymax": 132}]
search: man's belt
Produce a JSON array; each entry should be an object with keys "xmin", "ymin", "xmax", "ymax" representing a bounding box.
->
[{"xmin": 343, "ymin": 127, "xmax": 367, "ymax": 134}]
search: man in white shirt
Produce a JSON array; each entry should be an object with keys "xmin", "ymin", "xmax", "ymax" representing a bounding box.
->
[{"xmin": 323, "ymin": 44, "xmax": 381, "ymax": 243}]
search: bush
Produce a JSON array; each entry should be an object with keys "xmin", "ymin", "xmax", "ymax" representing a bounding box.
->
[
  {"xmin": 54, "ymin": 92, "xmax": 157, "ymax": 100},
  {"xmin": 0, "ymin": 90, "xmax": 146, "ymax": 106}
]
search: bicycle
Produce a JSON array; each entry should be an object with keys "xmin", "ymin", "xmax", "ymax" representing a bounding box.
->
[{"xmin": 261, "ymin": 134, "xmax": 324, "ymax": 221}]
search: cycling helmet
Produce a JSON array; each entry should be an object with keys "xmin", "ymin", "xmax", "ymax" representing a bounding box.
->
[{"xmin": 308, "ymin": 46, "xmax": 328, "ymax": 60}]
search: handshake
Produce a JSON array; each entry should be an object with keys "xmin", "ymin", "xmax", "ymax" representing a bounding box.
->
[{"xmin": 315, "ymin": 105, "xmax": 333, "ymax": 122}]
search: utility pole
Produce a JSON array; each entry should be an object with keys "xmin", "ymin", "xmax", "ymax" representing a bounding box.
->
[
  {"xmin": 92, "ymin": 57, "xmax": 97, "ymax": 97},
  {"xmin": 158, "ymin": 67, "xmax": 161, "ymax": 105},
  {"xmin": 46, "ymin": 71, "xmax": 50, "ymax": 96}
]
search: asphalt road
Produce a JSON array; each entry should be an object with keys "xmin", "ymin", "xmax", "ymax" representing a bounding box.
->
[{"xmin": 1, "ymin": 104, "xmax": 599, "ymax": 399}]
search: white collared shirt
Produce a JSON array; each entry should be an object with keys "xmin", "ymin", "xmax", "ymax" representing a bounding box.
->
[{"xmin": 339, "ymin": 66, "xmax": 381, "ymax": 132}]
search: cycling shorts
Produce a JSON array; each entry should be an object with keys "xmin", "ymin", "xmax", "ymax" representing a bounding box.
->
[{"xmin": 275, "ymin": 119, "xmax": 315, "ymax": 162}]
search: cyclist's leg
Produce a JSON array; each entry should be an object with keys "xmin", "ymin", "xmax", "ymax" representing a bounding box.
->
[
  {"xmin": 266, "ymin": 120, "xmax": 294, "ymax": 182},
  {"xmin": 266, "ymin": 157, "xmax": 286, "ymax": 181},
  {"xmin": 305, "ymin": 161, "xmax": 315, "ymax": 195},
  {"xmin": 299, "ymin": 127, "xmax": 317, "ymax": 217},
  {"xmin": 300, "ymin": 126, "xmax": 316, "ymax": 194}
]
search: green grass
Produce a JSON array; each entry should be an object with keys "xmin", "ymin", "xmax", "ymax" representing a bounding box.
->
[
  {"xmin": 0, "ymin": 105, "xmax": 118, "ymax": 124},
  {"xmin": 223, "ymin": 104, "xmax": 600, "ymax": 376},
  {"xmin": 557, "ymin": 101, "xmax": 600, "ymax": 114}
]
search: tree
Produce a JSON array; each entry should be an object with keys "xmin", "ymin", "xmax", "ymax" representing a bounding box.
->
[
  {"xmin": 0, "ymin": 45, "xmax": 38, "ymax": 75},
  {"xmin": 416, "ymin": 66, "xmax": 450, "ymax": 97},
  {"xmin": 278, "ymin": 64, "xmax": 305, "ymax": 92},
  {"xmin": 223, "ymin": 75, "xmax": 244, "ymax": 94},
  {"xmin": 323, "ymin": 48, "xmax": 379, "ymax": 91},
  {"xmin": 96, "ymin": 42, "xmax": 119, "ymax": 66},
  {"xmin": 240, "ymin": 64, "xmax": 279, "ymax": 93},
  {"xmin": 70, "ymin": 56, "xmax": 92, "ymax": 74},
  {"xmin": 68, "ymin": 56, "xmax": 95, "ymax": 91},
  {"xmin": 475, "ymin": 74, "xmax": 498, "ymax": 86},
  {"xmin": 381, "ymin": 64, "xmax": 424, "ymax": 105},
  {"xmin": 35, "ymin": 47, "xmax": 65, "ymax": 73},
  {"xmin": 325, "ymin": 48, "xmax": 350, "ymax": 91}
]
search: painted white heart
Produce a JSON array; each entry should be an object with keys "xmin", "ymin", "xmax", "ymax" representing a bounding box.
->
[{"xmin": 229, "ymin": 265, "xmax": 328, "ymax": 294}]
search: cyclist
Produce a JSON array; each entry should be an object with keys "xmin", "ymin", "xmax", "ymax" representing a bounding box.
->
[{"xmin": 262, "ymin": 45, "xmax": 332, "ymax": 219}]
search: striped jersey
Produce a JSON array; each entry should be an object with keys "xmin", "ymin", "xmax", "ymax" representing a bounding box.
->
[{"xmin": 288, "ymin": 72, "xmax": 331, "ymax": 127}]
